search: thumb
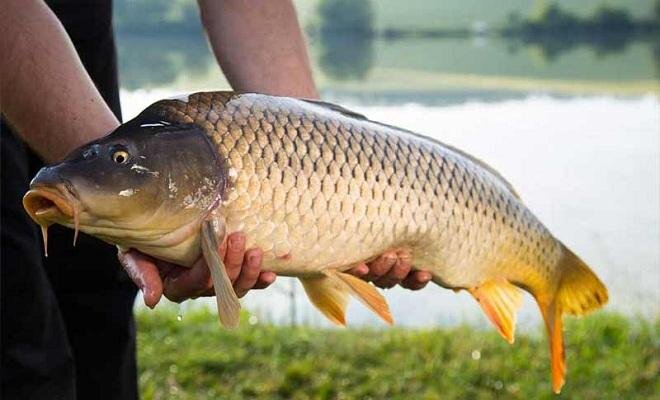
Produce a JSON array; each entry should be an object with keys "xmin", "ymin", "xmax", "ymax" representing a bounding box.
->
[{"xmin": 117, "ymin": 248, "xmax": 164, "ymax": 308}]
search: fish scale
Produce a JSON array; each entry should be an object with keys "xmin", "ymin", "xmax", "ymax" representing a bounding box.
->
[{"xmin": 149, "ymin": 92, "xmax": 558, "ymax": 288}]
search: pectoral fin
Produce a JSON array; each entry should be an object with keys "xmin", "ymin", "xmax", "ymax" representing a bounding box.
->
[
  {"xmin": 201, "ymin": 219, "xmax": 241, "ymax": 329},
  {"xmin": 468, "ymin": 279, "xmax": 523, "ymax": 344},
  {"xmin": 300, "ymin": 270, "xmax": 393, "ymax": 326}
]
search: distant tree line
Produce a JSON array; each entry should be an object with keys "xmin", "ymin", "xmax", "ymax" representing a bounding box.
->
[
  {"xmin": 501, "ymin": 2, "xmax": 659, "ymax": 62},
  {"xmin": 503, "ymin": 1, "xmax": 659, "ymax": 37}
]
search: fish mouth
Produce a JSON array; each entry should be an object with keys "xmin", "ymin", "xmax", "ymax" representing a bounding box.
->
[
  {"xmin": 23, "ymin": 186, "xmax": 75, "ymax": 222},
  {"xmin": 23, "ymin": 185, "xmax": 82, "ymax": 254}
]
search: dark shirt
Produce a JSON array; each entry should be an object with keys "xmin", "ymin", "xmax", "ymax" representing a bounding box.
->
[{"xmin": 1, "ymin": 1, "xmax": 138, "ymax": 399}]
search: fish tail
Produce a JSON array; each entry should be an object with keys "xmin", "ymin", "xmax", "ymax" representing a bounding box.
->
[
  {"xmin": 536, "ymin": 243, "xmax": 608, "ymax": 394},
  {"xmin": 555, "ymin": 244, "xmax": 609, "ymax": 316}
]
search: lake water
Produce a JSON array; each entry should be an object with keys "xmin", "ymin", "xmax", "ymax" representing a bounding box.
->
[{"xmin": 118, "ymin": 33, "xmax": 659, "ymax": 328}]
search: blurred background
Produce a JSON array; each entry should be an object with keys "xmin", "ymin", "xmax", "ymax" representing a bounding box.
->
[
  {"xmin": 116, "ymin": 0, "xmax": 659, "ymax": 327},
  {"xmin": 112, "ymin": 1, "xmax": 658, "ymax": 398}
]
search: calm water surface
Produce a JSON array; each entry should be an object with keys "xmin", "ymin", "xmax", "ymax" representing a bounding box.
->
[{"xmin": 119, "ymin": 35, "xmax": 659, "ymax": 327}]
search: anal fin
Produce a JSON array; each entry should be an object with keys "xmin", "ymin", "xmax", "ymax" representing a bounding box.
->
[
  {"xmin": 468, "ymin": 279, "xmax": 523, "ymax": 344},
  {"xmin": 201, "ymin": 219, "xmax": 241, "ymax": 329}
]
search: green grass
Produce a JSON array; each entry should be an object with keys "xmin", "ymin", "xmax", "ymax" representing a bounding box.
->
[{"xmin": 137, "ymin": 309, "xmax": 659, "ymax": 399}]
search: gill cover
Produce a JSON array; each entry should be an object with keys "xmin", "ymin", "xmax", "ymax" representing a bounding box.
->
[{"xmin": 24, "ymin": 109, "xmax": 228, "ymax": 253}]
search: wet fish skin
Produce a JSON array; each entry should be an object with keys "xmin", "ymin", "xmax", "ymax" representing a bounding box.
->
[{"xmin": 151, "ymin": 92, "xmax": 558, "ymax": 289}]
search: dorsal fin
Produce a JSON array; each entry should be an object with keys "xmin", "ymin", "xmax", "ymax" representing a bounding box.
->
[
  {"xmin": 299, "ymin": 98, "xmax": 369, "ymax": 120},
  {"xmin": 298, "ymin": 97, "xmax": 521, "ymax": 199}
]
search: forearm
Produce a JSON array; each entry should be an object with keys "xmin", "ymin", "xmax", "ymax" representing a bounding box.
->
[
  {"xmin": 0, "ymin": 0, "xmax": 118, "ymax": 162},
  {"xmin": 198, "ymin": 0, "xmax": 318, "ymax": 99}
]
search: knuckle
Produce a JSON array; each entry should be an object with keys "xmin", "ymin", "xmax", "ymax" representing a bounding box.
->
[
  {"xmin": 374, "ymin": 278, "xmax": 395, "ymax": 289},
  {"xmin": 384, "ymin": 255, "xmax": 397, "ymax": 268},
  {"xmin": 392, "ymin": 264, "xmax": 410, "ymax": 280}
]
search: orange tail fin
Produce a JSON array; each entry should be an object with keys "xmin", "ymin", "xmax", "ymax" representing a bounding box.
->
[
  {"xmin": 537, "ymin": 244, "xmax": 608, "ymax": 394},
  {"xmin": 538, "ymin": 301, "xmax": 565, "ymax": 394}
]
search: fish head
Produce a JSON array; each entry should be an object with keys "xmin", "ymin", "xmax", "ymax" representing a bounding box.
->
[{"xmin": 23, "ymin": 117, "xmax": 226, "ymax": 252}]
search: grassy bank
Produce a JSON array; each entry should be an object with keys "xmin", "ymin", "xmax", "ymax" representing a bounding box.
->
[{"xmin": 137, "ymin": 309, "xmax": 658, "ymax": 399}]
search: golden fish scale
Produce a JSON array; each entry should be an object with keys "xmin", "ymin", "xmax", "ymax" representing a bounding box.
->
[{"xmin": 154, "ymin": 92, "xmax": 562, "ymax": 291}]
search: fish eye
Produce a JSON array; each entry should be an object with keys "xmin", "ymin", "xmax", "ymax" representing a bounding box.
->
[{"xmin": 111, "ymin": 147, "xmax": 130, "ymax": 164}]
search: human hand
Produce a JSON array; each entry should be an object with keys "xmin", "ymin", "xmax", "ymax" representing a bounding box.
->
[
  {"xmin": 348, "ymin": 251, "xmax": 432, "ymax": 290},
  {"xmin": 118, "ymin": 232, "xmax": 276, "ymax": 308}
]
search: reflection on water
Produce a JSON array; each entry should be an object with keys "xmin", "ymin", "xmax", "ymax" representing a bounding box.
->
[
  {"xmin": 510, "ymin": 32, "xmax": 655, "ymax": 63},
  {"xmin": 117, "ymin": 32, "xmax": 659, "ymax": 101},
  {"xmin": 116, "ymin": 33, "xmax": 213, "ymax": 90},
  {"xmin": 313, "ymin": 36, "xmax": 659, "ymax": 103},
  {"xmin": 118, "ymin": 31, "xmax": 659, "ymax": 327},
  {"xmin": 317, "ymin": 35, "xmax": 374, "ymax": 81}
]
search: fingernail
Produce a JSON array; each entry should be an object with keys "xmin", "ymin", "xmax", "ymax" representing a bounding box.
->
[
  {"xmin": 142, "ymin": 290, "xmax": 155, "ymax": 309},
  {"xmin": 248, "ymin": 254, "xmax": 260, "ymax": 266},
  {"xmin": 355, "ymin": 265, "xmax": 368, "ymax": 275},
  {"xmin": 420, "ymin": 272, "xmax": 432, "ymax": 282},
  {"xmin": 229, "ymin": 236, "xmax": 244, "ymax": 250},
  {"xmin": 262, "ymin": 272, "xmax": 276, "ymax": 284}
]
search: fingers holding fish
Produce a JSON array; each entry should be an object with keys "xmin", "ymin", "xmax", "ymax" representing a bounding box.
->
[
  {"xmin": 352, "ymin": 250, "xmax": 429, "ymax": 290},
  {"xmin": 162, "ymin": 257, "xmax": 214, "ymax": 303},
  {"xmin": 221, "ymin": 231, "xmax": 247, "ymax": 282},
  {"xmin": 373, "ymin": 255, "xmax": 412, "ymax": 289},
  {"xmin": 363, "ymin": 252, "xmax": 398, "ymax": 281},
  {"xmin": 204, "ymin": 232, "xmax": 276, "ymax": 297},
  {"xmin": 201, "ymin": 270, "xmax": 276, "ymax": 296},
  {"xmin": 234, "ymin": 248, "xmax": 263, "ymax": 297},
  {"xmin": 400, "ymin": 271, "xmax": 432, "ymax": 290},
  {"xmin": 132, "ymin": 230, "xmax": 274, "ymax": 302},
  {"xmin": 252, "ymin": 271, "xmax": 277, "ymax": 289}
]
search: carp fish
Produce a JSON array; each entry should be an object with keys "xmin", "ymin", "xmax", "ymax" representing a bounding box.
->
[{"xmin": 23, "ymin": 91, "xmax": 608, "ymax": 393}]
